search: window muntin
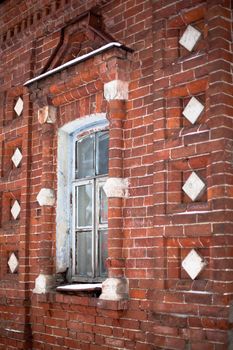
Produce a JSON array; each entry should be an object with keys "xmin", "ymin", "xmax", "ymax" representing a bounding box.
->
[{"xmin": 72, "ymin": 130, "xmax": 109, "ymax": 281}]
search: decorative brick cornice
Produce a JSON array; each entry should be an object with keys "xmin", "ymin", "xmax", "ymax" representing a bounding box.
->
[
  {"xmin": 0, "ymin": 0, "xmax": 71, "ymax": 48},
  {"xmin": 0, "ymin": 0, "xmax": 122, "ymax": 49}
]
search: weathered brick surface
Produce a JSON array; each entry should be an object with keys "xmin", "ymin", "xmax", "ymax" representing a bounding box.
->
[{"xmin": 0, "ymin": 0, "xmax": 232, "ymax": 349}]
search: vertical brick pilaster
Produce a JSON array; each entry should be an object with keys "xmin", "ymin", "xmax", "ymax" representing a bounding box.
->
[
  {"xmin": 18, "ymin": 90, "xmax": 33, "ymax": 348},
  {"xmin": 107, "ymin": 99, "xmax": 125, "ymax": 278},
  {"xmin": 38, "ymin": 123, "xmax": 55, "ymax": 275},
  {"xmin": 100, "ymin": 58, "xmax": 130, "ymax": 299},
  {"xmin": 205, "ymin": 2, "xmax": 233, "ymax": 346},
  {"xmin": 151, "ymin": 1, "xmax": 232, "ymax": 349},
  {"xmin": 207, "ymin": 0, "xmax": 233, "ymax": 300}
]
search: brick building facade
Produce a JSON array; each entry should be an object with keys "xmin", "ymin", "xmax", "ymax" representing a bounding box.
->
[{"xmin": 0, "ymin": 0, "xmax": 232, "ymax": 349}]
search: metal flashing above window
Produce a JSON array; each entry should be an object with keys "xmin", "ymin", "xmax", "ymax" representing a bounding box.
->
[{"xmin": 24, "ymin": 42, "xmax": 132, "ymax": 86}]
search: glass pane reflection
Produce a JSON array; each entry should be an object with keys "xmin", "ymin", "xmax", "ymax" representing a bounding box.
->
[
  {"xmin": 96, "ymin": 132, "xmax": 109, "ymax": 175},
  {"xmin": 99, "ymin": 184, "xmax": 108, "ymax": 224},
  {"xmin": 99, "ymin": 230, "xmax": 108, "ymax": 276},
  {"xmin": 76, "ymin": 231, "xmax": 92, "ymax": 276},
  {"xmin": 77, "ymin": 184, "xmax": 92, "ymax": 227},
  {"xmin": 76, "ymin": 134, "xmax": 94, "ymax": 179}
]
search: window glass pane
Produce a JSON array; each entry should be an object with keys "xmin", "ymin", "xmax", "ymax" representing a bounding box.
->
[
  {"xmin": 99, "ymin": 230, "xmax": 108, "ymax": 276},
  {"xmin": 99, "ymin": 184, "xmax": 108, "ymax": 224},
  {"xmin": 72, "ymin": 130, "xmax": 109, "ymax": 280},
  {"xmin": 96, "ymin": 132, "xmax": 109, "ymax": 175},
  {"xmin": 76, "ymin": 134, "xmax": 94, "ymax": 179},
  {"xmin": 76, "ymin": 184, "xmax": 92, "ymax": 227},
  {"xmin": 76, "ymin": 231, "xmax": 92, "ymax": 276}
]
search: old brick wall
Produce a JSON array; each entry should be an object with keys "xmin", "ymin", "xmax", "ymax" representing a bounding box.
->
[{"xmin": 0, "ymin": 0, "xmax": 232, "ymax": 349}]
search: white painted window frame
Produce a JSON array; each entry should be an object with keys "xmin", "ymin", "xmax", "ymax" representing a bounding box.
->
[{"xmin": 56, "ymin": 114, "xmax": 109, "ymax": 282}]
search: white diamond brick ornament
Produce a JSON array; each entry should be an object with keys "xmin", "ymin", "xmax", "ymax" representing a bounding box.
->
[
  {"xmin": 8, "ymin": 253, "xmax": 19, "ymax": 274},
  {"xmin": 37, "ymin": 188, "xmax": 55, "ymax": 206},
  {"xmin": 14, "ymin": 97, "xmax": 24, "ymax": 117},
  {"xmin": 182, "ymin": 97, "xmax": 204, "ymax": 124},
  {"xmin": 182, "ymin": 172, "xmax": 206, "ymax": 201},
  {"xmin": 182, "ymin": 249, "xmax": 207, "ymax": 280},
  {"xmin": 179, "ymin": 25, "xmax": 202, "ymax": 52},
  {"xmin": 11, "ymin": 200, "xmax": 21, "ymax": 220},
  {"xmin": 11, "ymin": 148, "xmax": 23, "ymax": 167}
]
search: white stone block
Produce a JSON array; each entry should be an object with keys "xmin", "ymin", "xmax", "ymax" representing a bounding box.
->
[
  {"xmin": 104, "ymin": 80, "xmax": 128, "ymax": 101},
  {"xmin": 8, "ymin": 253, "xmax": 19, "ymax": 274},
  {"xmin": 11, "ymin": 148, "xmax": 23, "ymax": 168},
  {"xmin": 179, "ymin": 25, "xmax": 201, "ymax": 52},
  {"xmin": 182, "ymin": 249, "xmax": 206, "ymax": 280},
  {"xmin": 33, "ymin": 274, "xmax": 55, "ymax": 294},
  {"xmin": 11, "ymin": 200, "xmax": 21, "ymax": 220},
  {"xmin": 38, "ymin": 105, "xmax": 57, "ymax": 124},
  {"xmin": 14, "ymin": 97, "xmax": 24, "ymax": 117},
  {"xmin": 182, "ymin": 97, "xmax": 204, "ymax": 124},
  {"xmin": 99, "ymin": 278, "xmax": 128, "ymax": 300},
  {"xmin": 37, "ymin": 188, "xmax": 55, "ymax": 206},
  {"xmin": 182, "ymin": 171, "xmax": 206, "ymax": 201},
  {"xmin": 103, "ymin": 177, "xmax": 128, "ymax": 198}
]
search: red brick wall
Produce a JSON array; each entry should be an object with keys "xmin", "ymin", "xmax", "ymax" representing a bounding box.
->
[{"xmin": 0, "ymin": 0, "xmax": 232, "ymax": 349}]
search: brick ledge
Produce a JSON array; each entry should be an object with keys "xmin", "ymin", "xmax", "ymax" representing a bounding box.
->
[{"xmin": 34, "ymin": 290, "xmax": 128, "ymax": 311}]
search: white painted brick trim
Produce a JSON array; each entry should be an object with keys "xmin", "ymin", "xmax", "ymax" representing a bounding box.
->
[
  {"xmin": 103, "ymin": 177, "xmax": 129, "ymax": 198},
  {"xmin": 99, "ymin": 278, "xmax": 129, "ymax": 300},
  {"xmin": 38, "ymin": 105, "xmax": 57, "ymax": 124},
  {"xmin": 37, "ymin": 188, "xmax": 55, "ymax": 206},
  {"xmin": 104, "ymin": 80, "xmax": 128, "ymax": 101},
  {"xmin": 33, "ymin": 274, "xmax": 56, "ymax": 294}
]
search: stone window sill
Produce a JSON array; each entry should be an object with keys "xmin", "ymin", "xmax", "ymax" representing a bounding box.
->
[{"xmin": 56, "ymin": 283, "xmax": 102, "ymax": 293}]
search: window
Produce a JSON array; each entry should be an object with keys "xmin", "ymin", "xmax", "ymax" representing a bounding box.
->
[
  {"xmin": 56, "ymin": 114, "xmax": 109, "ymax": 282},
  {"xmin": 71, "ymin": 130, "xmax": 109, "ymax": 282}
]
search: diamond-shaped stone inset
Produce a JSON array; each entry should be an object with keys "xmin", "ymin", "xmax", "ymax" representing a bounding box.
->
[
  {"xmin": 179, "ymin": 25, "xmax": 201, "ymax": 52},
  {"xmin": 8, "ymin": 252, "xmax": 19, "ymax": 274},
  {"xmin": 182, "ymin": 249, "xmax": 206, "ymax": 280},
  {"xmin": 14, "ymin": 97, "xmax": 24, "ymax": 117},
  {"xmin": 11, "ymin": 200, "xmax": 21, "ymax": 220},
  {"xmin": 11, "ymin": 148, "xmax": 23, "ymax": 168},
  {"xmin": 182, "ymin": 97, "xmax": 204, "ymax": 124},
  {"xmin": 182, "ymin": 171, "xmax": 206, "ymax": 202}
]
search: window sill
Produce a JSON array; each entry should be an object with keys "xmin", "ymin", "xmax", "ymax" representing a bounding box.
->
[
  {"xmin": 56, "ymin": 283, "xmax": 128, "ymax": 310},
  {"xmin": 56, "ymin": 283, "xmax": 102, "ymax": 298},
  {"xmin": 56, "ymin": 283, "xmax": 102, "ymax": 293},
  {"xmin": 33, "ymin": 283, "xmax": 128, "ymax": 311}
]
